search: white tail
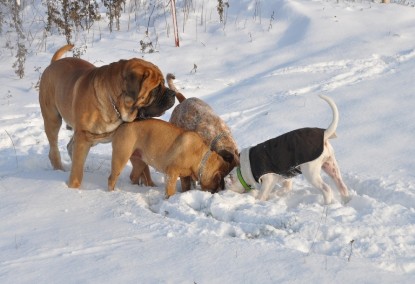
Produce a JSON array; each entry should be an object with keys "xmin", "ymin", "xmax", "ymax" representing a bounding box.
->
[{"xmin": 319, "ymin": 95, "xmax": 339, "ymax": 140}]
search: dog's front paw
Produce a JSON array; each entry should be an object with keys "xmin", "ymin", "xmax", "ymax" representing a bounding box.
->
[{"xmin": 67, "ymin": 180, "xmax": 81, "ymax": 189}]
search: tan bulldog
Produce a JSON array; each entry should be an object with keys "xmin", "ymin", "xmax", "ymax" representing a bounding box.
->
[
  {"xmin": 108, "ymin": 119, "xmax": 231, "ymax": 197},
  {"xmin": 39, "ymin": 44, "xmax": 175, "ymax": 188}
]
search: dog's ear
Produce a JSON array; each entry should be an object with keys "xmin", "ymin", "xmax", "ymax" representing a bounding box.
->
[
  {"xmin": 217, "ymin": 149, "xmax": 235, "ymax": 164},
  {"xmin": 213, "ymin": 172, "xmax": 225, "ymax": 192},
  {"xmin": 124, "ymin": 71, "xmax": 144, "ymax": 101},
  {"xmin": 123, "ymin": 59, "xmax": 164, "ymax": 108}
]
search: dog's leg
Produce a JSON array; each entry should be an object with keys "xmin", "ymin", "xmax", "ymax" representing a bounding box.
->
[
  {"xmin": 165, "ymin": 172, "xmax": 179, "ymax": 198},
  {"xmin": 180, "ymin": 176, "xmax": 192, "ymax": 192},
  {"xmin": 141, "ymin": 165, "xmax": 156, "ymax": 187},
  {"xmin": 301, "ymin": 161, "xmax": 333, "ymax": 204},
  {"xmin": 322, "ymin": 154, "xmax": 350, "ymax": 204},
  {"xmin": 130, "ymin": 157, "xmax": 155, "ymax": 186},
  {"xmin": 43, "ymin": 114, "xmax": 64, "ymax": 170},
  {"xmin": 258, "ymin": 174, "xmax": 280, "ymax": 201},
  {"xmin": 281, "ymin": 179, "xmax": 293, "ymax": 194},
  {"xmin": 275, "ymin": 179, "xmax": 293, "ymax": 197},
  {"xmin": 67, "ymin": 132, "xmax": 92, "ymax": 188},
  {"xmin": 108, "ymin": 150, "xmax": 133, "ymax": 192}
]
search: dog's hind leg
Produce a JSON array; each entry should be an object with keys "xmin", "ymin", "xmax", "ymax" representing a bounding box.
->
[
  {"xmin": 141, "ymin": 165, "xmax": 156, "ymax": 187},
  {"xmin": 281, "ymin": 179, "xmax": 293, "ymax": 194},
  {"xmin": 322, "ymin": 155, "xmax": 350, "ymax": 204},
  {"xmin": 301, "ymin": 161, "xmax": 333, "ymax": 204},
  {"xmin": 68, "ymin": 131, "xmax": 92, "ymax": 188},
  {"xmin": 129, "ymin": 151, "xmax": 155, "ymax": 186},
  {"xmin": 42, "ymin": 112, "xmax": 64, "ymax": 170},
  {"xmin": 274, "ymin": 179, "xmax": 293, "ymax": 197},
  {"xmin": 130, "ymin": 158, "xmax": 154, "ymax": 186}
]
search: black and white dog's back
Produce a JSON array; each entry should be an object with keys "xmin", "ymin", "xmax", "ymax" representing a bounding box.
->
[{"xmin": 228, "ymin": 95, "xmax": 350, "ymax": 204}]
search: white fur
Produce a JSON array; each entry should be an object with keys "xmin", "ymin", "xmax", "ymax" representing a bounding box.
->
[{"xmin": 229, "ymin": 95, "xmax": 350, "ymax": 205}]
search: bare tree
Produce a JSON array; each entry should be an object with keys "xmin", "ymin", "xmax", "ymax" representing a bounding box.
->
[
  {"xmin": 68, "ymin": 0, "xmax": 100, "ymax": 35},
  {"xmin": 44, "ymin": 0, "xmax": 72, "ymax": 44},
  {"xmin": 10, "ymin": 0, "xmax": 27, "ymax": 78},
  {"xmin": 0, "ymin": 0, "xmax": 5, "ymax": 34},
  {"xmin": 45, "ymin": 0, "xmax": 100, "ymax": 43},
  {"xmin": 217, "ymin": 0, "xmax": 229, "ymax": 23},
  {"xmin": 103, "ymin": 0, "xmax": 125, "ymax": 32},
  {"xmin": 171, "ymin": 0, "xmax": 179, "ymax": 47}
]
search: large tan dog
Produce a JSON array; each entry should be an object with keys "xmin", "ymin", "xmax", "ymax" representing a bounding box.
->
[
  {"xmin": 108, "ymin": 119, "xmax": 230, "ymax": 197},
  {"xmin": 167, "ymin": 73, "xmax": 239, "ymax": 189},
  {"xmin": 39, "ymin": 44, "xmax": 175, "ymax": 188}
]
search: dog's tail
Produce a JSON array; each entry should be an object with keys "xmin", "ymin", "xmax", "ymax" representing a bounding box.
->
[
  {"xmin": 166, "ymin": 73, "xmax": 186, "ymax": 103},
  {"xmin": 51, "ymin": 44, "xmax": 74, "ymax": 63},
  {"xmin": 320, "ymin": 95, "xmax": 339, "ymax": 140}
]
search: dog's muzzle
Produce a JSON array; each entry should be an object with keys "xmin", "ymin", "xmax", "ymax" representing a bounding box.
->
[{"xmin": 137, "ymin": 85, "xmax": 176, "ymax": 119}]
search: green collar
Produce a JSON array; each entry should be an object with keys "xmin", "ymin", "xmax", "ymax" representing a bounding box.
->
[{"xmin": 236, "ymin": 167, "xmax": 252, "ymax": 192}]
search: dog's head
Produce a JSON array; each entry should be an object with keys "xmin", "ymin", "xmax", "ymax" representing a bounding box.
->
[
  {"xmin": 117, "ymin": 58, "xmax": 175, "ymax": 121},
  {"xmin": 199, "ymin": 152, "xmax": 232, "ymax": 194}
]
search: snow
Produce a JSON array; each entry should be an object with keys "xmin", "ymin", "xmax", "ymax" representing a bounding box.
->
[{"xmin": 1, "ymin": 0, "xmax": 415, "ymax": 283}]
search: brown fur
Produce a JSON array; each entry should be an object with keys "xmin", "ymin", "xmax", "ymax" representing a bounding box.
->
[
  {"xmin": 167, "ymin": 74, "xmax": 239, "ymax": 171},
  {"xmin": 108, "ymin": 119, "xmax": 230, "ymax": 197},
  {"xmin": 39, "ymin": 45, "xmax": 169, "ymax": 188}
]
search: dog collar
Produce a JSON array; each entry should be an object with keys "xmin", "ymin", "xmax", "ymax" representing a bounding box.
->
[
  {"xmin": 210, "ymin": 132, "xmax": 227, "ymax": 151},
  {"xmin": 236, "ymin": 166, "xmax": 253, "ymax": 192},
  {"xmin": 109, "ymin": 96, "xmax": 121, "ymax": 119},
  {"xmin": 198, "ymin": 150, "xmax": 212, "ymax": 182}
]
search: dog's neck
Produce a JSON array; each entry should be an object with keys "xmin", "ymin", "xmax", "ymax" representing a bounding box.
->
[
  {"xmin": 236, "ymin": 166, "xmax": 253, "ymax": 192},
  {"xmin": 210, "ymin": 132, "xmax": 227, "ymax": 151},
  {"xmin": 228, "ymin": 147, "xmax": 257, "ymax": 193},
  {"xmin": 198, "ymin": 150, "xmax": 212, "ymax": 182}
]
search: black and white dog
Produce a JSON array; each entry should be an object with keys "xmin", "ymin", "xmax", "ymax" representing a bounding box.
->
[{"xmin": 228, "ymin": 95, "xmax": 350, "ymax": 204}]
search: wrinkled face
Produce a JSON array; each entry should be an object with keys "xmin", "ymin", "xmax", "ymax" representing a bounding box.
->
[
  {"xmin": 137, "ymin": 84, "xmax": 176, "ymax": 119},
  {"xmin": 200, "ymin": 172, "xmax": 225, "ymax": 194},
  {"xmin": 119, "ymin": 59, "xmax": 168, "ymax": 121}
]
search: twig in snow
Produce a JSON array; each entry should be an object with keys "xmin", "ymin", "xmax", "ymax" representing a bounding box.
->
[
  {"xmin": 5, "ymin": 129, "xmax": 18, "ymax": 168},
  {"xmin": 348, "ymin": 240, "xmax": 355, "ymax": 262},
  {"xmin": 306, "ymin": 205, "xmax": 328, "ymax": 257}
]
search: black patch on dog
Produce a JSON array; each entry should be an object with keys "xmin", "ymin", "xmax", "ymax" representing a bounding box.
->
[{"xmin": 249, "ymin": 128, "xmax": 325, "ymax": 181}]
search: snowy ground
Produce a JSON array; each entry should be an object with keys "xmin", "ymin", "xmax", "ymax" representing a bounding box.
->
[{"xmin": 1, "ymin": 0, "xmax": 415, "ymax": 283}]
